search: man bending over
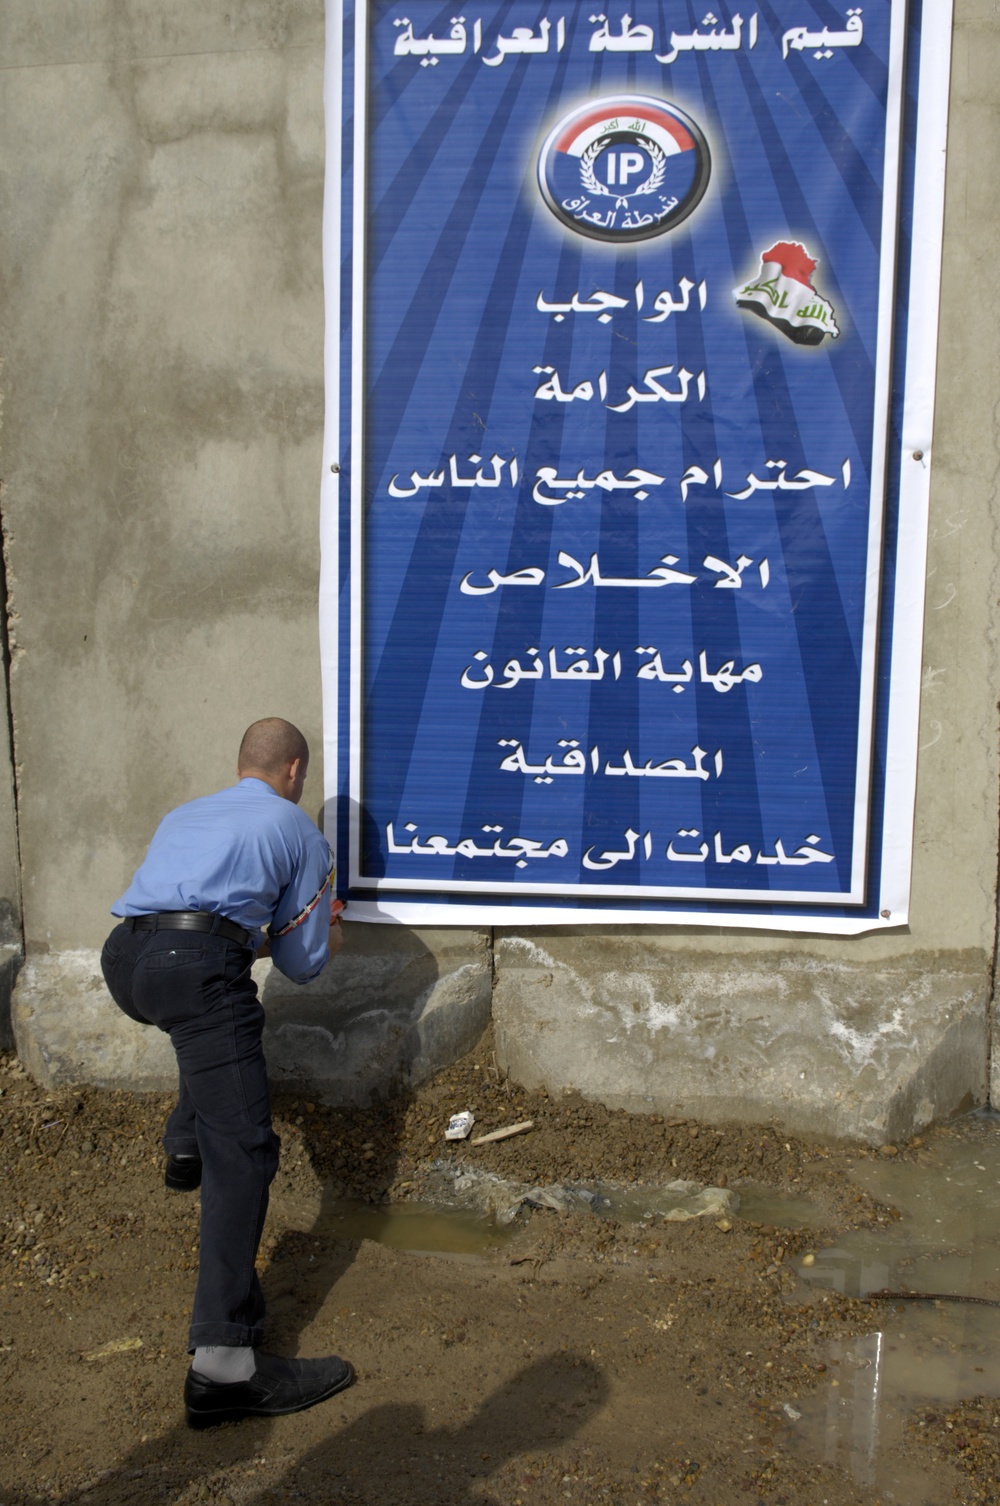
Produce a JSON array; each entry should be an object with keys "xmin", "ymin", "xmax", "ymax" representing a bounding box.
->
[{"xmin": 101, "ymin": 717, "xmax": 354, "ymax": 1427}]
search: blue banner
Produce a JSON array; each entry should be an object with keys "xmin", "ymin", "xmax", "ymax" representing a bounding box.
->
[{"xmin": 323, "ymin": 0, "xmax": 951, "ymax": 929}]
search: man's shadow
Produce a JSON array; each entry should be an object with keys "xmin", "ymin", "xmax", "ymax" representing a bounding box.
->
[
  {"xmin": 243, "ymin": 1352, "xmax": 610, "ymax": 1505},
  {"xmin": 253, "ymin": 795, "xmax": 490, "ymax": 1352},
  {"xmin": 258, "ymin": 1076, "xmax": 415, "ymax": 1352},
  {"xmin": 47, "ymin": 1353, "xmax": 607, "ymax": 1506},
  {"xmin": 259, "ymin": 790, "xmax": 490, "ymax": 1138},
  {"xmin": 256, "ymin": 912, "xmax": 441, "ymax": 1349},
  {"xmin": 255, "ymin": 864, "xmax": 490, "ymax": 1353}
]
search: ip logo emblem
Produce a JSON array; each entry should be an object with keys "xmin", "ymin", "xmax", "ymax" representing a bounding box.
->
[{"xmin": 537, "ymin": 95, "xmax": 711, "ymax": 243}]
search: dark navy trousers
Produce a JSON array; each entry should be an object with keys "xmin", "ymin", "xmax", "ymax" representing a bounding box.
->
[{"xmin": 101, "ymin": 922, "xmax": 281, "ymax": 1351}]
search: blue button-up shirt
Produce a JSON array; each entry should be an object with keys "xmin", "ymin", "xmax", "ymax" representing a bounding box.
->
[{"xmin": 112, "ymin": 778, "xmax": 333, "ymax": 984}]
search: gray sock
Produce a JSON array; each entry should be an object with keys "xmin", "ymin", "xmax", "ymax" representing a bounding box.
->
[{"xmin": 192, "ymin": 1345, "xmax": 257, "ymax": 1382}]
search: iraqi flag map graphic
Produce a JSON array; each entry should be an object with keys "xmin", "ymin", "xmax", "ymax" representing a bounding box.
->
[{"xmin": 734, "ymin": 241, "xmax": 840, "ymax": 346}]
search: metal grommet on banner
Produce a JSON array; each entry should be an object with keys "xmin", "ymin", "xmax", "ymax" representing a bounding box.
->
[
  {"xmin": 912, "ymin": 450, "xmax": 924, "ymax": 461},
  {"xmin": 881, "ymin": 910, "xmax": 891, "ymax": 919},
  {"xmin": 330, "ymin": 462, "xmax": 341, "ymax": 474}
]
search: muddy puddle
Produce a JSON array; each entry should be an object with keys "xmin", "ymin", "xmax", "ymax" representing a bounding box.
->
[
  {"xmin": 270, "ymin": 1191, "xmax": 511, "ymax": 1255},
  {"xmin": 273, "ymin": 1113, "xmax": 1000, "ymax": 1498},
  {"xmin": 272, "ymin": 1167, "xmax": 740, "ymax": 1254},
  {"xmin": 269, "ymin": 1155, "xmax": 930, "ymax": 1259},
  {"xmin": 779, "ymin": 1113, "xmax": 1000, "ymax": 1497},
  {"xmin": 269, "ymin": 1181, "xmax": 729, "ymax": 1255}
]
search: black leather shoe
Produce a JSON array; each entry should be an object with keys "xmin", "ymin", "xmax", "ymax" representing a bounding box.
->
[
  {"xmin": 164, "ymin": 1155, "xmax": 202, "ymax": 1192},
  {"xmin": 184, "ymin": 1351, "xmax": 356, "ymax": 1427}
]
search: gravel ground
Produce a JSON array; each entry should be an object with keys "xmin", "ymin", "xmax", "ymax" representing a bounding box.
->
[
  {"xmin": 909, "ymin": 1397, "xmax": 1000, "ymax": 1505},
  {"xmin": 0, "ymin": 1033, "xmax": 984, "ymax": 1506}
]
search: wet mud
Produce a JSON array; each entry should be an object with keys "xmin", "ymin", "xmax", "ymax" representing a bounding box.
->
[{"xmin": 1, "ymin": 1036, "xmax": 999, "ymax": 1504}]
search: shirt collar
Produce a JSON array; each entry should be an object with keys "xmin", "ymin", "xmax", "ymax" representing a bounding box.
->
[{"xmin": 238, "ymin": 777, "xmax": 281, "ymax": 798}]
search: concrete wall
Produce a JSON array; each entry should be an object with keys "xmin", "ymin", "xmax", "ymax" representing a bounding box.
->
[
  {"xmin": 493, "ymin": 3, "xmax": 1000, "ymax": 1141},
  {"xmin": 0, "ymin": 0, "xmax": 491, "ymax": 1095},
  {"xmin": 2, "ymin": 1, "xmax": 997, "ymax": 1140}
]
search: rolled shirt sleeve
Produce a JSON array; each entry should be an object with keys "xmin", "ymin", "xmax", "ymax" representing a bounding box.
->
[{"xmin": 268, "ymin": 831, "xmax": 335, "ymax": 984}]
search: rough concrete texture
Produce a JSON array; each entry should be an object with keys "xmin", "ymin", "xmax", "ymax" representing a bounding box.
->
[
  {"xmin": 490, "ymin": 1, "xmax": 1000, "ymax": 1138},
  {"xmin": 944, "ymin": 8, "xmax": 1000, "ymax": 1108},
  {"xmin": 0, "ymin": 0, "xmax": 490, "ymax": 1094},
  {"xmin": 12, "ymin": 951, "xmax": 176, "ymax": 1091},
  {"xmin": 259, "ymin": 926, "xmax": 493, "ymax": 1103},
  {"xmin": 493, "ymin": 936, "xmax": 990, "ymax": 1144},
  {"xmin": 2, "ymin": 2, "xmax": 999, "ymax": 1136},
  {"xmin": 1, "ymin": 5, "xmax": 332, "ymax": 936},
  {"xmin": 13, "ymin": 926, "xmax": 492, "ymax": 1103}
]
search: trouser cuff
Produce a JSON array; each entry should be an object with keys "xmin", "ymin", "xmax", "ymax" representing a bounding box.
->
[
  {"xmin": 187, "ymin": 1322, "xmax": 263, "ymax": 1353},
  {"xmin": 163, "ymin": 1138, "xmax": 201, "ymax": 1157}
]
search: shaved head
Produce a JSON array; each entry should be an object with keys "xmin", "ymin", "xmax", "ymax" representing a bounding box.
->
[{"xmin": 238, "ymin": 718, "xmax": 309, "ymax": 777}]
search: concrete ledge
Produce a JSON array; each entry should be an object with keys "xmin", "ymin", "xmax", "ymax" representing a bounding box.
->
[
  {"xmin": 13, "ymin": 950, "xmax": 176, "ymax": 1089},
  {"xmin": 12, "ymin": 925, "xmax": 493, "ymax": 1103},
  {"xmin": 492, "ymin": 936, "xmax": 991, "ymax": 1144},
  {"xmin": 258, "ymin": 924, "xmax": 493, "ymax": 1104}
]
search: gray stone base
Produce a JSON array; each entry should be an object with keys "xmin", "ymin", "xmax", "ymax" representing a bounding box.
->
[
  {"xmin": 258, "ymin": 924, "xmax": 492, "ymax": 1104},
  {"xmin": 12, "ymin": 925, "xmax": 492, "ymax": 1104},
  {"xmin": 13, "ymin": 927, "xmax": 992, "ymax": 1144},
  {"xmin": 492, "ymin": 935, "xmax": 991, "ymax": 1145}
]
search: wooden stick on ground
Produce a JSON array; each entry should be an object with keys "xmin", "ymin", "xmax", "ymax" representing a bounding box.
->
[{"xmin": 470, "ymin": 1120, "xmax": 534, "ymax": 1146}]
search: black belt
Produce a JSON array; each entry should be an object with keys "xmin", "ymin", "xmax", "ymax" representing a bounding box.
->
[{"xmin": 125, "ymin": 911, "xmax": 253, "ymax": 948}]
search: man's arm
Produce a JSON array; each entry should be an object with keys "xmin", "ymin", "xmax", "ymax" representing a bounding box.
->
[
  {"xmin": 261, "ymin": 914, "xmax": 342, "ymax": 964},
  {"xmin": 268, "ymin": 835, "xmax": 338, "ymax": 983}
]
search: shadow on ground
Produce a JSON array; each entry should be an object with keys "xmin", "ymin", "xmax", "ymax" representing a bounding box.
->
[{"xmin": 46, "ymin": 1352, "xmax": 608, "ymax": 1506}]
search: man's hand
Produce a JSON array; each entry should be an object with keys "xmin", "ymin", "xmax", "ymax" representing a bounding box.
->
[{"xmin": 328, "ymin": 918, "xmax": 344, "ymax": 960}]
